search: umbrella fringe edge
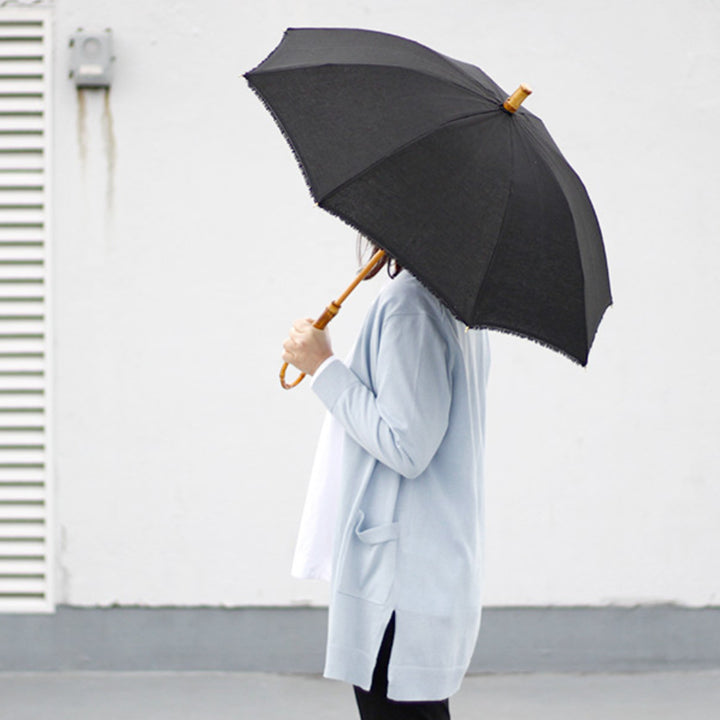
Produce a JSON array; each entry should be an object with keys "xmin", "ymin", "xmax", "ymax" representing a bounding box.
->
[
  {"xmin": 479, "ymin": 321, "xmax": 588, "ymax": 367},
  {"xmin": 477, "ymin": 299, "xmax": 613, "ymax": 369},
  {"xmin": 244, "ymin": 78, "xmax": 321, "ymax": 204},
  {"xmin": 317, "ymin": 198, "xmax": 612, "ymax": 368}
]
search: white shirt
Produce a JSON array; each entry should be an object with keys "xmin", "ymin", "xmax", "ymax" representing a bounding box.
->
[{"xmin": 290, "ymin": 356, "xmax": 343, "ymax": 581}]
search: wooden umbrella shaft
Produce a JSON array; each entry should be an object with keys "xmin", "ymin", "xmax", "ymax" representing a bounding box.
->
[{"xmin": 280, "ymin": 248, "xmax": 387, "ymax": 389}]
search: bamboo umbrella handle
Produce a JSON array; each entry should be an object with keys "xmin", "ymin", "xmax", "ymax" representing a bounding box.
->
[{"xmin": 280, "ymin": 248, "xmax": 387, "ymax": 389}]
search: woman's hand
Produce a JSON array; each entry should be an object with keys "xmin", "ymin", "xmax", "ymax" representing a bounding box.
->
[{"xmin": 282, "ymin": 318, "xmax": 333, "ymax": 376}]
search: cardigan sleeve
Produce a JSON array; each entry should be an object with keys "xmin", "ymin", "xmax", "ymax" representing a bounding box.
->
[{"xmin": 311, "ymin": 311, "xmax": 451, "ymax": 479}]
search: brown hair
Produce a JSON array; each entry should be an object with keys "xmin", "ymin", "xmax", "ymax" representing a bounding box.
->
[{"xmin": 356, "ymin": 233, "xmax": 402, "ymax": 280}]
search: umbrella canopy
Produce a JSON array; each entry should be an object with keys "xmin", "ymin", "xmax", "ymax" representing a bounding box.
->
[{"xmin": 245, "ymin": 28, "xmax": 611, "ymax": 365}]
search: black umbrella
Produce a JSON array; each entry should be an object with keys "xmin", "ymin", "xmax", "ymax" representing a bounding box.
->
[{"xmin": 245, "ymin": 28, "xmax": 611, "ymax": 371}]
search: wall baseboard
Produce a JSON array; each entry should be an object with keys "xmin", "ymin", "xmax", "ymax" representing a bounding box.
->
[{"xmin": 1, "ymin": 605, "xmax": 719, "ymax": 673}]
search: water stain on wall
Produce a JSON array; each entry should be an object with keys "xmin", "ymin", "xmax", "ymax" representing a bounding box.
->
[
  {"xmin": 76, "ymin": 87, "xmax": 87, "ymax": 168},
  {"xmin": 102, "ymin": 88, "xmax": 117, "ymax": 214},
  {"xmin": 75, "ymin": 87, "xmax": 117, "ymax": 216}
]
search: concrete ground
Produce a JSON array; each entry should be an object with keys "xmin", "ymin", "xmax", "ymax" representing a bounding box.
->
[{"xmin": 1, "ymin": 670, "xmax": 719, "ymax": 720}]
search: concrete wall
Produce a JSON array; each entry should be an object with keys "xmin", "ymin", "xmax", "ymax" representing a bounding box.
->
[
  {"xmin": 48, "ymin": 0, "xmax": 720, "ymax": 610},
  {"xmin": 4, "ymin": 606, "xmax": 720, "ymax": 672}
]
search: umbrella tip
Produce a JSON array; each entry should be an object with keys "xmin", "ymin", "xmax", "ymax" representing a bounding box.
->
[{"xmin": 503, "ymin": 83, "xmax": 533, "ymax": 113}]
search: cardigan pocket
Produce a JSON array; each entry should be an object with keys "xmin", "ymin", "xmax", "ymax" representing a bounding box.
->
[{"xmin": 337, "ymin": 509, "xmax": 399, "ymax": 605}]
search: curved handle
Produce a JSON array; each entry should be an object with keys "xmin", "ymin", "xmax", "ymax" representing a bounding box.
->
[
  {"xmin": 279, "ymin": 248, "xmax": 386, "ymax": 390},
  {"xmin": 280, "ymin": 362, "xmax": 306, "ymax": 389}
]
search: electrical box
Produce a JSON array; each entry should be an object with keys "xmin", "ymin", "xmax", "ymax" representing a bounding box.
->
[{"xmin": 69, "ymin": 29, "xmax": 114, "ymax": 88}]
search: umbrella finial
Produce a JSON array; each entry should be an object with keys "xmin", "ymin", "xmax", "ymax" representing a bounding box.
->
[{"xmin": 503, "ymin": 84, "xmax": 532, "ymax": 113}]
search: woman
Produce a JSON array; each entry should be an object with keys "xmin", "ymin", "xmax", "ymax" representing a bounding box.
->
[{"xmin": 282, "ymin": 247, "xmax": 490, "ymax": 719}]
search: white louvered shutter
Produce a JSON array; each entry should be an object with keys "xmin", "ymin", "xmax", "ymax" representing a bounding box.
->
[{"xmin": 0, "ymin": 7, "xmax": 53, "ymax": 613}]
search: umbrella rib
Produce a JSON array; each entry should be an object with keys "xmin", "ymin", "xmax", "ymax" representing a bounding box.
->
[
  {"xmin": 317, "ymin": 108, "xmax": 499, "ymax": 206},
  {"xmin": 470, "ymin": 123, "xmax": 593, "ymax": 360},
  {"xmin": 471, "ymin": 122, "xmax": 581, "ymax": 303},
  {"xmin": 247, "ymin": 62, "xmax": 502, "ymax": 107},
  {"xmin": 468, "ymin": 122, "xmax": 515, "ymax": 321},
  {"xmin": 519, "ymin": 123, "xmax": 589, "ymax": 319}
]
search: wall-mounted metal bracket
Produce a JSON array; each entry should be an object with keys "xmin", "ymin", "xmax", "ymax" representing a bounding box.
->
[{"xmin": 69, "ymin": 28, "xmax": 114, "ymax": 88}]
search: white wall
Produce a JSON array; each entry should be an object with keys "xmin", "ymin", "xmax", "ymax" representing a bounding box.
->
[{"xmin": 51, "ymin": 0, "xmax": 720, "ymax": 608}]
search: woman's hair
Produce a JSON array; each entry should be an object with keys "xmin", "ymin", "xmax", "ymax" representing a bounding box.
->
[{"xmin": 356, "ymin": 233, "xmax": 402, "ymax": 280}]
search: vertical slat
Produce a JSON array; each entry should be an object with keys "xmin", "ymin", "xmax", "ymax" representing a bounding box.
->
[{"xmin": 0, "ymin": 7, "xmax": 51, "ymax": 613}]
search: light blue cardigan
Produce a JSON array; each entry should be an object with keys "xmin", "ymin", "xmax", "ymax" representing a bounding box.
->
[{"xmin": 311, "ymin": 271, "xmax": 490, "ymax": 701}]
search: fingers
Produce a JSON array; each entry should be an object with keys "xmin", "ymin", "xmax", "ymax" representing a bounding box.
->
[
  {"xmin": 289, "ymin": 317, "xmax": 321, "ymax": 345},
  {"xmin": 281, "ymin": 334, "xmax": 297, "ymax": 365},
  {"xmin": 282, "ymin": 319, "xmax": 307, "ymax": 364},
  {"xmin": 292, "ymin": 318, "xmax": 313, "ymax": 332},
  {"xmin": 282, "ymin": 332, "xmax": 298, "ymax": 354},
  {"xmin": 289, "ymin": 321, "xmax": 308, "ymax": 346},
  {"xmin": 281, "ymin": 316, "xmax": 333, "ymax": 376},
  {"xmin": 282, "ymin": 317, "xmax": 331, "ymax": 367}
]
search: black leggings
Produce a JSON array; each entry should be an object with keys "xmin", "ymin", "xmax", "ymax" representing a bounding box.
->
[{"xmin": 353, "ymin": 613, "xmax": 451, "ymax": 720}]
